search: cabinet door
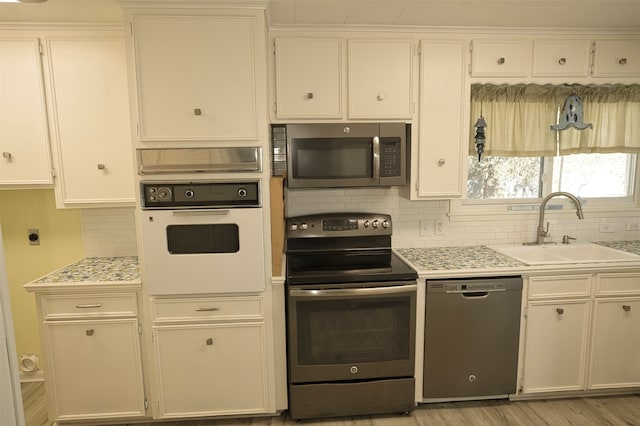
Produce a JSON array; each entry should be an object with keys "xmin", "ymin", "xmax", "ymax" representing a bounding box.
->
[
  {"xmin": 348, "ymin": 39, "xmax": 413, "ymax": 119},
  {"xmin": 589, "ymin": 298, "xmax": 640, "ymax": 389},
  {"xmin": 532, "ymin": 39, "xmax": 591, "ymax": 77},
  {"xmin": 132, "ymin": 14, "xmax": 262, "ymax": 141},
  {"xmin": 592, "ymin": 39, "xmax": 640, "ymax": 77},
  {"xmin": 45, "ymin": 36, "xmax": 134, "ymax": 207},
  {"xmin": 44, "ymin": 319, "xmax": 146, "ymax": 421},
  {"xmin": 0, "ymin": 38, "xmax": 52, "ymax": 186},
  {"xmin": 471, "ymin": 40, "xmax": 530, "ymax": 77},
  {"xmin": 522, "ymin": 300, "xmax": 590, "ymax": 393},
  {"xmin": 153, "ymin": 322, "xmax": 268, "ymax": 418},
  {"xmin": 417, "ymin": 40, "xmax": 466, "ymax": 198},
  {"xmin": 274, "ymin": 38, "xmax": 342, "ymax": 119}
]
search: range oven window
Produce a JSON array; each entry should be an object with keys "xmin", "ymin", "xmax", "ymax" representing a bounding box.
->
[
  {"xmin": 292, "ymin": 137, "xmax": 373, "ymax": 179},
  {"xmin": 166, "ymin": 224, "xmax": 239, "ymax": 254},
  {"xmin": 294, "ymin": 295, "xmax": 411, "ymax": 365}
]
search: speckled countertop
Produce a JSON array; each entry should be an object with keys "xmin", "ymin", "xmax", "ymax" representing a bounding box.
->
[
  {"xmin": 594, "ymin": 240, "xmax": 640, "ymax": 256},
  {"xmin": 396, "ymin": 240, "xmax": 640, "ymax": 276},
  {"xmin": 396, "ymin": 246, "xmax": 525, "ymax": 271},
  {"xmin": 26, "ymin": 257, "xmax": 139, "ymax": 288}
]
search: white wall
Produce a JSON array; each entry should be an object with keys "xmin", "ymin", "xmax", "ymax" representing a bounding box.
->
[
  {"xmin": 285, "ymin": 187, "xmax": 638, "ymax": 248},
  {"xmin": 81, "ymin": 208, "xmax": 137, "ymax": 257}
]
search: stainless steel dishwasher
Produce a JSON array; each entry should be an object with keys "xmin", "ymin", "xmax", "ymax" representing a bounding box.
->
[{"xmin": 423, "ymin": 276, "xmax": 522, "ymax": 400}]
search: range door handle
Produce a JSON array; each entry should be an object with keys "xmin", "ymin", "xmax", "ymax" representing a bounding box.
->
[
  {"xmin": 172, "ymin": 209, "xmax": 230, "ymax": 217},
  {"xmin": 290, "ymin": 284, "xmax": 417, "ymax": 298}
]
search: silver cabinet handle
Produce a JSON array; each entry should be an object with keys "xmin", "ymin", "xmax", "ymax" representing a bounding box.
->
[
  {"xmin": 206, "ymin": 337, "xmax": 214, "ymax": 345},
  {"xmin": 623, "ymin": 305, "xmax": 631, "ymax": 312},
  {"xmin": 619, "ymin": 58, "xmax": 627, "ymax": 65},
  {"xmin": 97, "ymin": 163, "xmax": 105, "ymax": 170},
  {"xmin": 195, "ymin": 307, "xmax": 220, "ymax": 312},
  {"xmin": 2, "ymin": 152, "xmax": 11, "ymax": 160},
  {"xmin": 556, "ymin": 308, "xmax": 564, "ymax": 315},
  {"xmin": 377, "ymin": 93, "xmax": 385, "ymax": 101},
  {"xmin": 372, "ymin": 136, "xmax": 380, "ymax": 180},
  {"xmin": 306, "ymin": 92, "xmax": 314, "ymax": 100},
  {"xmin": 438, "ymin": 158, "xmax": 446, "ymax": 166},
  {"xmin": 75, "ymin": 304, "xmax": 102, "ymax": 309},
  {"xmin": 497, "ymin": 57, "xmax": 506, "ymax": 65},
  {"xmin": 172, "ymin": 209, "xmax": 229, "ymax": 217},
  {"xmin": 194, "ymin": 108, "xmax": 202, "ymax": 115},
  {"xmin": 558, "ymin": 57, "xmax": 567, "ymax": 65},
  {"xmin": 86, "ymin": 329, "xmax": 94, "ymax": 336}
]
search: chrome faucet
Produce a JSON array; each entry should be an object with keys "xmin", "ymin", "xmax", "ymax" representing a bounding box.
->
[{"xmin": 530, "ymin": 191, "xmax": 584, "ymax": 245}]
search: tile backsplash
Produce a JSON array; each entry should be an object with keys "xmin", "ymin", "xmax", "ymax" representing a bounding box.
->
[
  {"xmin": 81, "ymin": 208, "xmax": 138, "ymax": 257},
  {"xmin": 285, "ymin": 187, "xmax": 636, "ymax": 248}
]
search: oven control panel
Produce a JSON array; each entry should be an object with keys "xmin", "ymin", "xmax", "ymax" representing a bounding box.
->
[
  {"xmin": 141, "ymin": 180, "xmax": 260, "ymax": 209},
  {"xmin": 287, "ymin": 213, "xmax": 392, "ymax": 238}
]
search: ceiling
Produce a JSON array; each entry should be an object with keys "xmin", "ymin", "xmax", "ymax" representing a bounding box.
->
[
  {"xmin": 268, "ymin": 0, "xmax": 640, "ymax": 30},
  {"xmin": 0, "ymin": 0, "xmax": 638, "ymax": 30}
]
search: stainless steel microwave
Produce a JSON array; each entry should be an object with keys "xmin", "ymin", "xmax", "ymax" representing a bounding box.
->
[{"xmin": 271, "ymin": 123, "xmax": 409, "ymax": 188}]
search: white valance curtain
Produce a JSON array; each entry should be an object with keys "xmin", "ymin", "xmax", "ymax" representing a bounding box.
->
[{"xmin": 469, "ymin": 84, "xmax": 640, "ymax": 157}]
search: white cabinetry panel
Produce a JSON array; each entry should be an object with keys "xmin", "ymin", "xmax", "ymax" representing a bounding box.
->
[
  {"xmin": 593, "ymin": 39, "xmax": 640, "ymax": 77},
  {"xmin": 532, "ymin": 40, "xmax": 591, "ymax": 77},
  {"xmin": 471, "ymin": 40, "xmax": 530, "ymax": 77},
  {"xmin": 0, "ymin": 37, "xmax": 52, "ymax": 186},
  {"xmin": 132, "ymin": 14, "xmax": 261, "ymax": 141}
]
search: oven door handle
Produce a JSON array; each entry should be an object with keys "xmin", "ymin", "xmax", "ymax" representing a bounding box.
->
[
  {"xmin": 289, "ymin": 284, "xmax": 417, "ymax": 297},
  {"xmin": 172, "ymin": 209, "xmax": 230, "ymax": 217}
]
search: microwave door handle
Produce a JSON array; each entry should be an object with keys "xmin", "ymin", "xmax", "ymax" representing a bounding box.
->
[{"xmin": 372, "ymin": 136, "xmax": 380, "ymax": 180}]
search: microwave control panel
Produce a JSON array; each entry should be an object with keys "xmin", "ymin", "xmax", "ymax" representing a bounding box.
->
[{"xmin": 141, "ymin": 180, "xmax": 260, "ymax": 209}]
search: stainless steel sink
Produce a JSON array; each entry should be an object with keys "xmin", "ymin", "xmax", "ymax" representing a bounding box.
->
[{"xmin": 488, "ymin": 243, "xmax": 640, "ymax": 265}]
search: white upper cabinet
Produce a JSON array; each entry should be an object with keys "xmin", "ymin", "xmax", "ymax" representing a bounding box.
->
[
  {"xmin": 274, "ymin": 38, "xmax": 342, "ymax": 119},
  {"xmin": 44, "ymin": 35, "xmax": 135, "ymax": 207},
  {"xmin": 592, "ymin": 39, "xmax": 640, "ymax": 77},
  {"xmin": 272, "ymin": 36, "xmax": 413, "ymax": 120},
  {"xmin": 131, "ymin": 13, "xmax": 264, "ymax": 142},
  {"xmin": 0, "ymin": 37, "xmax": 53, "ymax": 187},
  {"xmin": 532, "ymin": 40, "xmax": 591, "ymax": 77},
  {"xmin": 347, "ymin": 39, "xmax": 413, "ymax": 119},
  {"xmin": 471, "ymin": 40, "xmax": 530, "ymax": 77}
]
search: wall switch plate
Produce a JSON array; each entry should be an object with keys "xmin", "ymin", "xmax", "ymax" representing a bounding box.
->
[
  {"xmin": 599, "ymin": 223, "xmax": 614, "ymax": 233},
  {"xmin": 434, "ymin": 218, "xmax": 445, "ymax": 236},
  {"xmin": 627, "ymin": 223, "xmax": 640, "ymax": 231}
]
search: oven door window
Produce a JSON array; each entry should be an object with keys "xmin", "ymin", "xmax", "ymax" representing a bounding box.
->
[
  {"xmin": 292, "ymin": 138, "xmax": 373, "ymax": 179},
  {"xmin": 166, "ymin": 224, "xmax": 239, "ymax": 254},
  {"xmin": 295, "ymin": 295, "xmax": 411, "ymax": 365}
]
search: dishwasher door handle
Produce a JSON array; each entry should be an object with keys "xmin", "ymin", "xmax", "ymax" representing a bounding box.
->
[{"xmin": 445, "ymin": 288, "xmax": 506, "ymax": 298}]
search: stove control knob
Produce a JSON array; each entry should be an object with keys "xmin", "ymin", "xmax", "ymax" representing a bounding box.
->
[
  {"xmin": 289, "ymin": 223, "xmax": 298, "ymax": 231},
  {"xmin": 184, "ymin": 189, "xmax": 194, "ymax": 198},
  {"xmin": 363, "ymin": 220, "xmax": 370, "ymax": 228},
  {"xmin": 372, "ymin": 219, "xmax": 379, "ymax": 229},
  {"xmin": 382, "ymin": 220, "xmax": 390, "ymax": 228},
  {"xmin": 300, "ymin": 223, "xmax": 308, "ymax": 230}
]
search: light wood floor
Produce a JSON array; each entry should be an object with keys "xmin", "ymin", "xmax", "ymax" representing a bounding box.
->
[{"xmin": 22, "ymin": 381, "xmax": 640, "ymax": 426}]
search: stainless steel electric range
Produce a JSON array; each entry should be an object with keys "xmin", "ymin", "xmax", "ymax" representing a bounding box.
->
[{"xmin": 285, "ymin": 212, "xmax": 418, "ymax": 420}]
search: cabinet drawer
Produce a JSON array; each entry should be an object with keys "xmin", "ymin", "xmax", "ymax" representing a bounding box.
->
[
  {"xmin": 42, "ymin": 293, "xmax": 137, "ymax": 319},
  {"xmin": 471, "ymin": 40, "xmax": 530, "ymax": 77},
  {"xmin": 152, "ymin": 296, "xmax": 263, "ymax": 322},
  {"xmin": 532, "ymin": 40, "xmax": 591, "ymax": 77},
  {"xmin": 528, "ymin": 275, "xmax": 591, "ymax": 299},
  {"xmin": 595, "ymin": 273, "xmax": 640, "ymax": 296},
  {"xmin": 592, "ymin": 39, "xmax": 640, "ymax": 77}
]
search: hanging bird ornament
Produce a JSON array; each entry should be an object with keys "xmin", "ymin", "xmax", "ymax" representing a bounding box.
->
[
  {"xmin": 551, "ymin": 94, "xmax": 592, "ymax": 131},
  {"xmin": 474, "ymin": 115, "xmax": 487, "ymax": 161}
]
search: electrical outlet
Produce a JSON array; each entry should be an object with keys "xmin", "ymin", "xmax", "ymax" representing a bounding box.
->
[
  {"xmin": 434, "ymin": 218, "xmax": 445, "ymax": 236},
  {"xmin": 599, "ymin": 223, "xmax": 614, "ymax": 233},
  {"xmin": 28, "ymin": 229, "xmax": 40, "ymax": 245},
  {"xmin": 627, "ymin": 223, "xmax": 640, "ymax": 231},
  {"xmin": 420, "ymin": 219, "xmax": 432, "ymax": 236}
]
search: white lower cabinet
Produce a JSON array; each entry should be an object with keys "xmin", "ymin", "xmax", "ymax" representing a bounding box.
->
[
  {"xmin": 150, "ymin": 296, "xmax": 268, "ymax": 419},
  {"xmin": 32, "ymin": 291, "xmax": 147, "ymax": 423},
  {"xmin": 521, "ymin": 271, "xmax": 640, "ymax": 395},
  {"xmin": 522, "ymin": 299, "xmax": 591, "ymax": 393}
]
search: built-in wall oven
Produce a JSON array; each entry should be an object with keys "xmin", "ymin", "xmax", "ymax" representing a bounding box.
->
[
  {"xmin": 138, "ymin": 179, "xmax": 265, "ymax": 295},
  {"xmin": 285, "ymin": 213, "xmax": 418, "ymax": 420}
]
